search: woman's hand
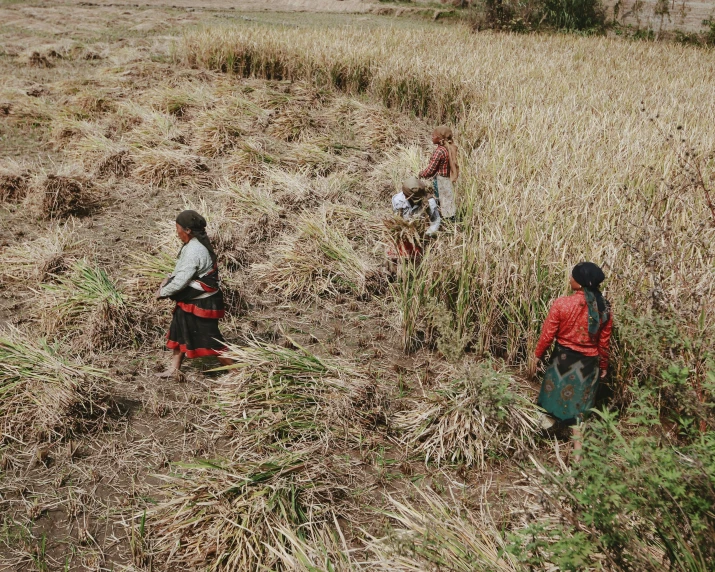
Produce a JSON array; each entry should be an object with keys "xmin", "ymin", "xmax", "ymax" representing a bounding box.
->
[
  {"xmin": 600, "ymin": 368, "xmax": 607, "ymax": 379},
  {"xmin": 156, "ymin": 276, "xmax": 169, "ymax": 300},
  {"xmin": 527, "ymin": 356, "xmax": 540, "ymax": 379}
]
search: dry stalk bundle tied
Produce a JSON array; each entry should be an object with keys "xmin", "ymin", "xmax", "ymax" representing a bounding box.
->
[
  {"xmin": 0, "ymin": 327, "xmax": 111, "ymax": 444},
  {"xmin": 383, "ymin": 215, "xmax": 425, "ymax": 252},
  {"xmin": 0, "ymin": 160, "xmax": 31, "ymax": 203},
  {"xmin": 41, "ymin": 260, "xmax": 141, "ymax": 352},
  {"xmin": 145, "ymin": 450, "xmax": 349, "ymax": 572},
  {"xmin": 366, "ymin": 486, "xmax": 520, "ymax": 572},
  {"xmin": 131, "ymin": 148, "xmax": 210, "ymax": 188},
  {"xmin": 215, "ymin": 339, "xmax": 370, "ymax": 449},
  {"xmin": 72, "ymin": 133, "xmax": 133, "ymax": 178},
  {"xmin": 394, "ymin": 362, "xmax": 542, "ymax": 470},
  {"xmin": 29, "ymin": 168, "xmax": 100, "ymax": 219},
  {"xmin": 0, "ymin": 222, "xmax": 81, "ymax": 285},
  {"xmin": 254, "ymin": 207, "xmax": 382, "ymax": 301}
]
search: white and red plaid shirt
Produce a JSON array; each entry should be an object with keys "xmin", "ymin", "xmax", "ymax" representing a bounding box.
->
[{"xmin": 419, "ymin": 145, "xmax": 450, "ymax": 179}]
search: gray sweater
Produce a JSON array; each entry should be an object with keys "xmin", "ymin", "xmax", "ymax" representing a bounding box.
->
[{"xmin": 160, "ymin": 238, "xmax": 214, "ymax": 298}]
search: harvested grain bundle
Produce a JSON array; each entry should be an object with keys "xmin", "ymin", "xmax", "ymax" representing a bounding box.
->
[
  {"xmin": 145, "ymin": 84, "xmax": 213, "ymax": 117},
  {"xmin": 50, "ymin": 117, "xmax": 99, "ymax": 147},
  {"xmin": 0, "ymin": 88, "xmax": 51, "ymax": 122},
  {"xmin": 30, "ymin": 167, "xmax": 100, "ymax": 219},
  {"xmin": 282, "ymin": 140, "xmax": 345, "ymax": 176},
  {"xmin": 393, "ymin": 361, "xmax": 542, "ymax": 470},
  {"xmin": 145, "ymin": 449, "xmax": 350, "ymax": 572},
  {"xmin": 0, "ymin": 160, "xmax": 30, "ymax": 203},
  {"xmin": 215, "ymin": 339, "xmax": 370, "ymax": 449},
  {"xmin": 131, "ymin": 148, "xmax": 209, "ymax": 187},
  {"xmin": 0, "ymin": 326, "xmax": 110, "ymax": 444},
  {"xmin": 42, "ymin": 260, "xmax": 140, "ymax": 352},
  {"xmin": 366, "ymin": 487, "xmax": 520, "ymax": 572},
  {"xmin": 224, "ymin": 138, "xmax": 283, "ymax": 181},
  {"xmin": 254, "ymin": 208, "xmax": 382, "ymax": 301},
  {"xmin": 119, "ymin": 102, "xmax": 185, "ymax": 147},
  {"xmin": 192, "ymin": 106, "xmax": 249, "ymax": 157},
  {"xmin": 0, "ymin": 221, "xmax": 81, "ymax": 284},
  {"xmin": 383, "ymin": 215, "xmax": 424, "ymax": 254},
  {"xmin": 320, "ymin": 97, "xmax": 405, "ymax": 152},
  {"xmin": 262, "ymin": 167, "xmax": 360, "ymax": 208},
  {"xmin": 73, "ymin": 133, "xmax": 133, "ymax": 177}
]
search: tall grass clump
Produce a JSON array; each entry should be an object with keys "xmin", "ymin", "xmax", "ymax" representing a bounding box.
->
[
  {"xmin": 0, "ymin": 327, "xmax": 110, "ymax": 443},
  {"xmin": 394, "ymin": 361, "xmax": 541, "ymax": 469}
]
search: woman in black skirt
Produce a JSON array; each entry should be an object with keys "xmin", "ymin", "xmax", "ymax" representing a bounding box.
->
[{"xmin": 155, "ymin": 210, "xmax": 233, "ymax": 378}]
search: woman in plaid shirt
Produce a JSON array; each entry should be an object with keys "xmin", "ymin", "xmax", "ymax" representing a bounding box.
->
[{"xmin": 419, "ymin": 126, "xmax": 459, "ymax": 220}]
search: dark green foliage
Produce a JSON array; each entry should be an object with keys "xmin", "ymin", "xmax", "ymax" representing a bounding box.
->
[
  {"xmin": 507, "ymin": 405, "xmax": 715, "ymax": 571},
  {"xmin": 467, "ymin": 0, "xmax": 605, "ymax": 32},
  {"xmin": 541, "ymin": 0, "xmax": 605, "ymax": 30}
]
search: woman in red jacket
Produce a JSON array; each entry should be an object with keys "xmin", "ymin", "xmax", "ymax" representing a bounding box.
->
[{"xmin": 534, "ymin": 262, "xmax": 613, "ymax": 457}]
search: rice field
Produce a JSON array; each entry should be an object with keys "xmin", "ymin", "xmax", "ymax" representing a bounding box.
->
[{"xmin": 0, "ymin": 2, "xmax": 713, "ymax": 570}]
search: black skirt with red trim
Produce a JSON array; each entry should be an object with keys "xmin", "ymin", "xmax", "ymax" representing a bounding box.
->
[{"xmin": 166, "ymin": 292, "xmax": 227, "ymax": 359}]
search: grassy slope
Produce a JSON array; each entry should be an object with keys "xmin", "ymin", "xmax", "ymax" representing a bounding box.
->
[{"xmin": 0, "ymin": 2, "xmax": 713, "ymax": 571}]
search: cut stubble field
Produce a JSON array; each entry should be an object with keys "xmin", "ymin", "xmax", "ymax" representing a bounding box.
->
[{"xmin": 0, "ymin": 1, "xmax": 714, "ymax": 571}]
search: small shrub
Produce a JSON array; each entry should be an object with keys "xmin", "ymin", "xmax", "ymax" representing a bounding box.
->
[
  {"xmin": 508, "ymin": 407, "xmax": 715, "ymax": 570},
  {"xmin": 541, "ymin": 0, "xmax": 605, "ymax": 30}
]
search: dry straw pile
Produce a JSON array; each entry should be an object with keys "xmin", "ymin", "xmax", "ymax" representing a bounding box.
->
[{"xmin": 0, "ymin": 327, "xmax": 110, "ymax": 444}]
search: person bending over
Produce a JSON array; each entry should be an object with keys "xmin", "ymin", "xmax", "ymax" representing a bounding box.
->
[
  {"xmin": 533, "ymin": 262, "xmax": 613, "ymax": 459},
  {"xmin": 392, "ymin": 177, "xmax": 441, "ymax": 237},
  {"xmin": 418, "ymin": 126, "xmax": 459, "ymax": 222},
  {"xmin": 155, "ymin": 210, "xmax": 233, "ymax": 378}
]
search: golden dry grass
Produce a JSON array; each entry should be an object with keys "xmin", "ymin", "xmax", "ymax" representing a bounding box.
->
[
  {"xmin": 2, "ymin": 4, "xmax": 715, "ymax": 571},
  {"xmin": 181, "ymin": 22, "xmax": 715, "ymax": 368}
]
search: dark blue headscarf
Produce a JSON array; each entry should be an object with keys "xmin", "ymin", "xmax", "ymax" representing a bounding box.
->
[{"xmin": 572, "ymin": 262, "xmax": 609, "ymax": 339}]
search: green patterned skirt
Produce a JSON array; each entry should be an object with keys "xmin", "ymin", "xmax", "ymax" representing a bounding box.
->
[{"xmin": 538, "ymin": 344, "xmax": 600, "ymax": 424}]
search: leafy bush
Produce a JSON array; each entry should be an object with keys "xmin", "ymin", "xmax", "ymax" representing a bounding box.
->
[
  {"xmin": 541, "ymin": 0, "xmax": 605, "ymax": 30},
  {"xmin": 467, "ymin": 0, "xmax": 605, "ymax": 32},
  {"xmin": 507, "ymin": 406, "xmax": 715, "ymax": 570}
]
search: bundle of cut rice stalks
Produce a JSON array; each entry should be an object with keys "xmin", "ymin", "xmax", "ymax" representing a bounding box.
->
[
  {"xmin": 365, "ymin": 486, "xmax": 521, "ymax": 572},
  {"xmin": 254, "ymin": 208, "xmax": 383, "ymax": 301},
  {"xmin": 0, "ymin": 160, "xmax": 31, "ymax": 203},
  {"xmin": 144, "ymin": 449, "xmax": 352, "ymax": 572},
  {"xmin": 41, "ymin": 260, "xmax": 142, "ymax": 352},
  {"xmin": 383, "ymin": 215, "xmax": 424, "ymax": 255},
  {"xmin": 215, "ymin": 339, "xmax": 372, "ymax": 450},
  {"xmin": 73, "ymin": 133, "xmax": 133, "ymax": 178},
  {"xmin": 393, "ymin": 361, "xmax": 542, "ymax": 470},
  {"xmin": 193, "ymin": 106, "xmax": 253, "ymax": 157},
  {"xmin": 0, "ymin": 221, "xmax": 82, "ymax": 285},
  {"xmin": 0, "ymin": 327, "xmax": 111, "ymax": 444},
  {"xmin": 131, "ymin": 147, "xmax": 210, "ymax": 188},
  {"xmin": 27, "ymin": 166, "xmax": 101, "ymax": 219}
]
